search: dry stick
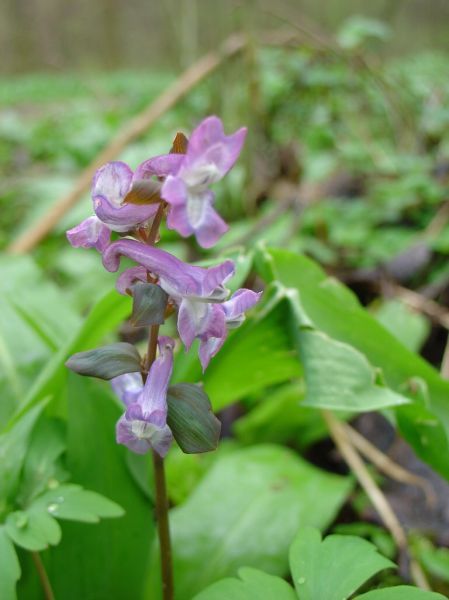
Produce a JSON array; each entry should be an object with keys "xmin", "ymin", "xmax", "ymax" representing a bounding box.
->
[
  {"xmin": 342, "ymin": 422, "xmax": 436, "ymax": 507},
  {"xmin": 322, "ymin": 409, "xmax": 431, "ymax": 591},
  {"xmin": 31, "ymin": 552, "xmax": 55, "ymax": 600},
  {"xmin": 7, "ymin": 34, "xmax": 247, "ymax": 255}
]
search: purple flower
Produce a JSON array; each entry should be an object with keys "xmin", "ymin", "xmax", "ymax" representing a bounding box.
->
[
  {"xmin": 103, "ymin": 239, "xmax": 234, "ymax": 301},
  {"xmin": 142, "ymin": 116, "xmax": 247, "ymax": 248},
  {"xmin": 66, "ymin": 216, "xmax": 111, "ymax": 251},
  {"xmin": 92, "ymin": 161, "xmax": 159, "ymax": 233},
  {"xmin": 197, "ymin": 289, "xmax": 262, "ymax": 370},
  {"xmin": 114, "ymin": 337, "xmax": 175, "ymax": 456}
]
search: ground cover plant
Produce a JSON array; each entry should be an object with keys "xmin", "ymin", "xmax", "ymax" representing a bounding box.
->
[{"xmin": 2, "ymin": 16, "xmax": 449, "ymax": 600}]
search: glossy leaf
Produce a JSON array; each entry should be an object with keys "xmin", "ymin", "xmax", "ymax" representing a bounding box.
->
[
  {"xmin": 146, "ymin": 445, "xmax": 352, "ymax": 599},
  {"xmin": 289, "ymin": 527, "xmax": 394, "ymax": 600},
  {"xmin": 167, "ymin": 384, "xmax": 221, "ymax": 453},
  {"xmin": 130, "ymin": 282, "xmax": 168, "ymax": 327},
  {"xmin": 0, "ymin": 526, "xmax": 21, "ymax": 600},
  {"xmin": 66, "ymin": 342, "xmax": 141, "ymax": 380},
  {"xmin": 194, "ymin": 567, "xmax": 297, "ymax": 600}
]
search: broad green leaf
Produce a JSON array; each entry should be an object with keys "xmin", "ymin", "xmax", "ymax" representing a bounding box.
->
[
  {"xmin": 0, "ymin": 404, "xmax": 43, "ymax": 503},
  {"xmin": 33, "ymin": 484, "xmax": 124, "ymax": 523},
  {"xmin": 278, "ymin": 283, "xmax": 410, "ymax": 412},
  {"xmin": 146, "ymin": 444, "xmax": 352, "ymax": 599},
  {"xmin": 202, "ymin": 291, "xmax": 302, "ymax": 411},
  {"xmin": 45, "ymin": 375, "xmax": 155, "ymax": 600},
  {"xmin": 372, "ymin": 299, "xmax": 429, "ymax": 353},
  {"xmin": 194, "ymin": 566, "xmax": 297, "ymax": 600},
  {"xmin": 66, "ymin": 342, "xmax": 141, "ymax": 380},
  {"xmin": 355, "ymin": 587, "xmax": 447, "ymax": 600},
  {"xmin": 0, "ymin": 526, "xmax": 21, "ymax": 600},
  {"xmin": 289, "ymin": 527, "xmax": 394, "ymax": 600},
  {"xmin": 130, "ymin": 282, "xmax": 168, "ymax": 327},
  {"xmin": 5, "ymin": 507, "xmax": 61, "ymax": 551},
  {"xmin": 3, "ymin": 288, "xmax": 130, "ymax": 432},
  {"xmin": 260, "ymin": 247, "xmax": 449, "ymax": 479},
  {"xmin": 167, "ymin": 384, "xmax": 221, "ymax": 453}
]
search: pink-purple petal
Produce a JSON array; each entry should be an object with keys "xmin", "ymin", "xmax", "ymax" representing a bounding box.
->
[
  {"xmin": 102, "ymin": 239, "xmax": 234, "ymax": 300},
  {"xmin": 111, "ymin": 372, "xmax": 143, "ymax": 406},
  {"xmin": 115, "ymin": 267, "xmax": 148, "ymax": 295},
  {"xmin": 193, "ymin": 200, "xmax": 229, "ymax": 248},
  {"xmin": 135, "ymin": 154, "xmax": 184, "ymax": 179},
  {"xmin": 66, "ymin": 216, "xmax": 110, "ymax": 251},
  {"xmin": 94, "ymin": 196, "xmax": 158, "ymax": 232},
  {"xmin": 222, "ymin": 289, "xmax": 262, "ymax": 320},
  {"xmin": 92, "ymin": 161, "xmax": 133, "ymax": 208}
]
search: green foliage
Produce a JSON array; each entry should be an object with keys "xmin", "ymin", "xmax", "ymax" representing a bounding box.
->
[
  {"xmin": 196, "ymin": 528, "xmax": 446, "ymax": 600},
  {"xmin": 147, "ymin": 445, "xmax": 351, "ymax": 599}
]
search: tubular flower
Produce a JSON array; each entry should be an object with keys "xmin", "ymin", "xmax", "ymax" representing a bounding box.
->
[
  {"xmin": 114, "ymin": 337, "xmax": 175, "ymax": 457},
  {"xmin": 197, "ymin": 289, "xmax": 262, "ymax": 370},
  {"xmin": 142, "ymin": 116, "xmax": 247, "ymax": 248},
  {"xmin": 66, "ymin": 215, "xmax": 111, "ymax": 251}
]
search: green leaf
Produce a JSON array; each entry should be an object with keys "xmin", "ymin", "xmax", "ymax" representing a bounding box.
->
[
  {"xmin": 194, "ymin": 567, "xmax": 297, "ymax": 600},
  {"xmin": 0, "ymin": 255, "xmax": 81, "ymax": 423},
  {"xmin": 3, "ymin": 288, "xmax": 131, "ymax": 433},
  {"xmin": 5, "ymin": 507, "xmax": 61, "ymax": 551},
  {"xmin": 66, "ymin": 342, "xmax": 141, "ymax": 380},
  {"xmin": 261, "ymin": 247, "xmax": 449, "ymax": 479},
  {"xmin": 355, "ymin": 587, "xmax": 447, "ymax": 600},
  {"xmin": 146, "ymin": 444, "xmax": 352, "ymax": 599},
  {"xmin": 130, "ymin": 282, "xmax": 168, "ymax": 327},
  {"xmin": 20, "ymin": 417, "xmax": 67, "ymax": 504},
  {"xmin": 45, "ymin": 375, "xmax": 155, "ymax": 600},
  {"xmin": 289, "ymin": 527, "xmax": 394, "ymax": 600},
  {"xmin": 372, "ymin": 299, "xmax": 429, "ymax": 353},
  {"xmin": 167, "ymin": 384, "xmax": 221, "ymax": 453},
  {"xmin": 0, "ymin": 404, "xmax": 44, "ymax": 503},
  {"xmin": 201, "ymin": 288, "xmax": 302, "ymax": 411},
  {"xmin": 0, "ymin": 526, "xmax": 21, "ymax": 600},
  {"xmin": 33, "ymin": 484, "xmax": 124, "ymax": 523}
]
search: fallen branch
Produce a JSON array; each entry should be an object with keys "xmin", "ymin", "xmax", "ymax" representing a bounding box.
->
[
  {"xmin": 342, "ymin": 422, "xmax": 436, "ymax": 507},
  {"xmin": 8, "ymin": 34, "xmax": 248, "ymax": 254},
  {"xmin": 322, "ymin": 409, "xmax": 430, "ymax": 590}
]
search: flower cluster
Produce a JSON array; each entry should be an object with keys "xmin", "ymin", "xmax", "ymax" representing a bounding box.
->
[{"xmin": 67, "ymin": 116, "xmax": 261, "ymax": 457}]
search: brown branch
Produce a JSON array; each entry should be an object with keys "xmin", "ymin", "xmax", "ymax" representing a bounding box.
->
[
  {"xmin": 32, "ymin": 552, "xmax": 55, "ymax": 600},
  {"xmin": 342, "ymin": 422, "xmax": 436, "ymax": 507},
  {"xmin": 7, "ymin": 34, "xmax": 247, "ymax": 255},
  {"xmin": 322, "ymin": 409, "xmax": 431, "ymax": 590}
]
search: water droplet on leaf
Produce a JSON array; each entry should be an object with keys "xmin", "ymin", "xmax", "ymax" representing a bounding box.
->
[
  {"xmin": 297, "ymin": 577, "xmax": 306, "ymax": 584},
  {"xmin": 47, "ymin": 503, "xmax": 59, "ymax": 514}
]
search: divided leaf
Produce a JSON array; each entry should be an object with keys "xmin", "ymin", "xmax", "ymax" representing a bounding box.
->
[
  {"xmin": 66, "ymin": 343, "xmax": 141, "ymax": 380},
  {"xmin": 194, "ymin": 566, "xmax": 297, "ymax": 600},
  {"xmin": 167, "ymin": 384, "xmax": 221, "ymax": 453},
  {"xmin": 32, "ymin": 484, "xmax": 125, "ymax": 523},
  {"xmin": 130, "ymin": 282, "xmax": 168, "ymax": 327},
  {"xmin": 289, "ymin": 527, "xmax": 394, "ymax": 600},
  {"xmin": 0, "ymin": 527, "xmax": 21, "ymax": 600},
  {"xmin": 355, "ymin": 587, "xmax": 447, "ymax": 600},
  {"xmin": 5, "ymin": 507, "xmax": 61, "ymax": 552}
]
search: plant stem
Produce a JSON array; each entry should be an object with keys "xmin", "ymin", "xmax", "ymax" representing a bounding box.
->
[
  {"xmin": 144, "ymin": 321, "xmax": 174, "ymax": 600},
  {"xmin": 152, "ymin": 448, "xmax": 174, "ymax": 600},
  {"xmin": 31, "ymin": 552, "xmax": 55, "ymax": 600}
]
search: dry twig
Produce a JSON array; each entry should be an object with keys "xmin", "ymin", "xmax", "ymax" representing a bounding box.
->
[{"xmin": 322, "ymin": 409, "xmax": 430, "ymax": 590}]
